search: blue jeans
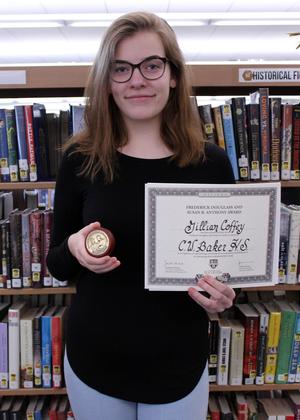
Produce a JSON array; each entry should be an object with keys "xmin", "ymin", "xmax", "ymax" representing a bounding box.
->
[{"xmin": 64, "ymin": 353, "xmax": 209, "ymax": 420}]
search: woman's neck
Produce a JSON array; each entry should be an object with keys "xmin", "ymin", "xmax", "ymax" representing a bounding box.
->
[{"xmin": 119, "ymin": 119, "xmax": 172, "ymax": 159}]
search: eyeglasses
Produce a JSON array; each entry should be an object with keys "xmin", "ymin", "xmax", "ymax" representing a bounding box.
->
[{"xmin": 110, "ymin": 55, "xmax": 170, "ymax": 83}]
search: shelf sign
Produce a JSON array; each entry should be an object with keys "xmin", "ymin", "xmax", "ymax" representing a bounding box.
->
[
  {"xmin": 239, "ymin": 68, "xmax": 300, "ymax": 83},
  {"xmin": 0, "ymin": 70, "xmax": 26, "ymax": 85}
]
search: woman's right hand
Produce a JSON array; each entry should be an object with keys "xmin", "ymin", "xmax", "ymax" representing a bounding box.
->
[{"xmin": 67, "ymin": 222, "xmax": 121, "ymax": 274}]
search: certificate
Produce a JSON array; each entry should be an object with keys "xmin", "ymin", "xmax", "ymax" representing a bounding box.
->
[{"xmin": 145, "ymin": 183, "xmax": 281, "ymax": 290}]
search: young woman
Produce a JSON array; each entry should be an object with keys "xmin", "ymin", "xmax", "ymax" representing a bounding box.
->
[{"xmin": 47, "ymin": 11, "xmax": 236, "ymax": 420}]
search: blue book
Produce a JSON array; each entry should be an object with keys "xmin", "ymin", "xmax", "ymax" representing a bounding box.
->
[
  {"xmin": 14, "ymin": 105, "xmax": 29, "ymax": 182},
  {"xmin": 220, "ymin": 104, "xmax": 239, "ymax": 180},
  {"xmin": 41, "ymin": 306, "xmax": 57, "ymax": 388},
  {"xmin": 4, "ymin": 109, "xmax": 19, "ymax": 182},
  {"xmin": 0, "ymin": 109, "xmax": 10, "ymax": 182}
]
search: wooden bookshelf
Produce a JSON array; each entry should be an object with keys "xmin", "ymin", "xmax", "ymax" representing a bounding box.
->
[
  {"xmin": 0, "ymin": 387, "xmax": 67, "ymax": 396},
  {"xmin": 0, "ymin": 182, "xmax": 56, "ymax": 190},
  {"xmin": 0, "ymin": 287, "xmax": 76, "ymax": 295},
  {"xmin": 210, "ymin": 383, "xmax": 300, "ymax": 392}
]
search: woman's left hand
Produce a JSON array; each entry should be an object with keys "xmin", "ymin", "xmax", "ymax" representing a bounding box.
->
[{"xmin": 188, "ymin": 275, "xmax": 235, "ymax": 313}]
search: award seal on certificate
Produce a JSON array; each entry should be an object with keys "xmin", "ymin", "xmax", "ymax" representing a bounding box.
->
[
  {"xmin": 85, "ymin": 227, "xmax": 115, "ymax": 257},
  {"xmin": 145, "ymin": 183, "xmax": 281, "ymax": 291}
]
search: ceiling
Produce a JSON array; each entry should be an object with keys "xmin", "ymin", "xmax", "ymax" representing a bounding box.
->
[{"xmin": 1, "ymin": 0, "xmax": 300, "ymax": 65}]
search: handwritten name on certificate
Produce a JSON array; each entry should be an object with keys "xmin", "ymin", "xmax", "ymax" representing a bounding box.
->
[{"xmin": 145, "ymin": 183, "xmax": 281, "ymax": 291}]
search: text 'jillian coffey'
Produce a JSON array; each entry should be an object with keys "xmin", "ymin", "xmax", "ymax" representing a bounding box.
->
[{"xmin": 184, "ymin": 219, "xmax": 245, "ymax": 235}]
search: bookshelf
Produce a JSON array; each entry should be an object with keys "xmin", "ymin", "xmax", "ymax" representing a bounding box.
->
[{"xmin": 1, "ymin": 63, "xmax": 300, "ymax": 402}]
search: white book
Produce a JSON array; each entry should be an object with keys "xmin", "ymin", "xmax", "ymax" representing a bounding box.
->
[
  {"xmin": 228, "ymin": 318, "xmax": 244, "ymax": 385},
  {"xmin": 216, "ymin": 318, "xmax": 231, "ymax": 385},
  {"xmin": 286, "ymin": 205, "xmax": 300, "ymax": 283},
  {"xmin": 20, "ymin": 307, "xmax": 38, "ymax": 388},
  {"xmin": 8, "ymin": 300, "xmax": 28, "ymax": 389}
]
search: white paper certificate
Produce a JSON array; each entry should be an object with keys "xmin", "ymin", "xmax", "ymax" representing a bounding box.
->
[{"xmin": 145, "ymin": 183, "xmax": 281, "ymax": 290}]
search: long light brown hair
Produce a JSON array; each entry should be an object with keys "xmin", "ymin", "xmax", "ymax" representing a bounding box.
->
[{"xmin": 67, "ymin": 11, "xmax": 205, "ymax": 182}]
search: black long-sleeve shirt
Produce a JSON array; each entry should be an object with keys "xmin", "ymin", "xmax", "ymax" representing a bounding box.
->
[{"xmin": 46, "ymin": 142, "xmax": 235, "ymax": 403}]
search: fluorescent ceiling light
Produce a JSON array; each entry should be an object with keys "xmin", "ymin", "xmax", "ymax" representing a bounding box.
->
[
  {"xmin": 213, "ymin": 20, "xmax": 300, "ymax": 26},
  {"xmin": 0, "ymin": 22, "xmax": 63, "ymax": 28}
]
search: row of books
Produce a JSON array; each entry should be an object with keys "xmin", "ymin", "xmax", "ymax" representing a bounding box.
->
[
  {"xmin": 0, "ymin": 208, "xmax": 68, "ymax": 289},
  {"xmin": 208, "ymin": 300, "xmax": 300, "ymax": 386},
  {"xmin": 0, "ymin": 103, "xmax": 85, "ymax": 183},
  {"xmin": 207, "ymin": 390, "xmax": 300, "ymax": 420},
  {"xmin": 196, "ymin": 88, "xmax": 300, "ymax": 181},
  {"xmin": 0, "ymin": 395, "xmax": 73, "ymax": 420},
  {"xmin": 0, "ymin": 300, "xmax": 68, "ymax": 390},
  {"xmin": 279, "ymin": 203, "xmax": 300, "ymax": 284}
]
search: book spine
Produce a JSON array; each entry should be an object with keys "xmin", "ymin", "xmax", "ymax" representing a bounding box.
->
[
  {"xmin": 269, "ymin": 97, "xmax": 281, "ymax": 181},
  {"xmin": 9, "ymin": 211, "xmax": 22, "ymax": 289},
  {"xmin": 24, "ymin": 105, "xmax": 37, "ymax": 182},
  {"xmin": 33, "ymin": 313, "xmax": 42, "ymax": 387},
  {"xmin": 275, "ymin": 310, "xmax": 296, "ymax": 384},
  {"xmin": 281, "ymin": 104, "xmax": 293, "ymax": 180},
  {"xmin": 51, "ymin": 315, "xmax": 62, "ymax": 388},
  {"xmin": 41, "ymin": 315, "xmax": 52, "ymax": 388},
  {"xmin": 231, "ymin": 97, "xmax": 250, "ymax": 180},
  {"xmin": 208, "ymin": 317, "xmax": 219, "ymax": 383},
  {"xmin": 8, "ymin": 308, "xmax": 21, "ymax": 389},
  {"xmin": 0, "ymin": 322, "xmax": 8, "ymax": 388},
  {"xmin": 287, "ymin": 209, "xmax": 300, "ymax": 284},
  {"xmin": 221, "ymin": 104, "xmax": 239, "ymax": 180},
  {"xmin": 291, "ymin": 105, "xmax": 300, "ymax": 180},
  {"xmin": 213, "ymin": 106, "xmax": 226, "ymax": 150},
  {"xmin": 21, "ymin": 211, "xmax": 32, "ymax": 288},
  {"xmin": 246, "ymin": 103, "xmax": 261, "ymax": 180},
  {"xmin": 278, "ymin": 206, "xmax": 291, "ymax": 283},
  {"xmin": 198, "ymin": 104, "xmax": 217, "ymax": 144},
  {"xmin": 14, "ymin": 106, "xmax": 29, "ymax": 182},
  {"xmin": 255, "ymin": 312, "xmax": 269, "ymax": 384},
  {"xmin": 20, "ymin": 318, "xmax": 34, "ymax": 388},
  {"xmin": 242, "ymin": 318, "xmax": 258, "ymax": 384},
  {"xmin": 288, "ymin": 312, "xmax": 300, "ymax": 383},
  {"xmin": 42, "ymin": 210, "xmax": 53, "ymax": 287},
  {"xmin": 0, "ymin": 109, "xmax": 10, "ymax": 182},
  {"xmin": 259, "ymin": 88, "xmax": 271, "ymax": 180},
  {"xmin": 265, "ymin": 310, "xmax": 281, "ymax": 384},
  {"xmin": 32, "ymin": 104, "xmax": 51, "ymax": 181},
  {"xmin": 29, "ymin": 211, "xmax": 43, "ymax": 288},
  {"xmin": 216, "ymin": 321, "xmax": 231, "ymax": 385},
  {"xmin": 5, "ymin": 109, "xmax": 19, "ymax": 182},
  {"xmin": 229, "ymin": 323, "xmax": 244, "ymax": 385},
  {"xmin": 0, "ymin": 221, "xmax": 9, "ymax": 289}
]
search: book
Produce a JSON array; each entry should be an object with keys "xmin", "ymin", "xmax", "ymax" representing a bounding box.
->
[
  {"xmin": 220, "ymin": 104, "xmax": 239, "ymax": 180},
  {"xmin": 284, "ymin": 390, "xmax": 300, "ymax": 419},
  {"xmin": 251, "ymin": 301, "xmax": 269, "ymax": 384},
  {"xmin": 231, "ymin": 97, "xmax": 250, "ymax": 180},
  {"xmin": 235, "ymin": 303, "xmax": 259, "ymax": 384},
  {"xmin": 213, "ymin": 106, "xmax": 226, "ymax": 150},
  {"xmin": 287, "ymin": 301, "xmax": 300, "ymax": 383},
  {"xmin": 32, "ymin": 103, "xmax": 51, "ymax": 181},
  {"xmin": 286, "ymin": 205, "xmax": 300, "ymax": 284},
  {"xmin": 8, "ymin": 210, "xmax": 22, "ymax": 289},
  {"xmin": 57, "ymin": 395, "xmax": 69, "ymax": 420},
  {"xmin": 24, "ymin": 105, "xmax": 37, "ymax": 182},
  {"xmin": 217, "ymin": 394, "xmax": 233, "ymax": 420},
  {"xmin": 227, "ymin": 318, "xmax": 244, "ymax": 386},
  {"xmin": 269, "ymin": 97, "xmax": 281, "ymax": 181},
  {"xmin": 70, "ymin": 104, "xmax": 85, "ymax": 135},
  {"xmin": 279, "ymin": 205, "xmax": 291, "ymax": 283},
  {"xmin": 208, "ymin": 393, "xmax": 220, "ymax": 420},
  {"xmin": 263, "ymin": 301, "xmax": 282, "ymax": 384},
  {"xmin": 25, "ymin": 395, "xmax": 38, "ymax": 420},
  {"xmin": 250, "ymin": 87, "xmax": 271, "ymax": 180},
  {"xmin": 291, "ymin": 104, "xmax": 300, "ymax": 180},
  {"xmin": 51, "ymin": 306, "xmax": 68, "ymax": 388},
  {"xmin": 41, "ymin": 306, "xmax": 57, "ymax": 388},
  {"xmin": 0, "ymin": 303, "xmax": 9, "ymax": 389},
  {"xmin": 29, "ymin": 210, "xmax": 43, "ymax": 288},
  {"xmin": 21, "ymin": 209, "xmax": 32, "ymax": 288},
  {"xmin": 246, "ymin": 103, "xmax": 261, "ymax": 180},
  {"xmin": 0, "ymin": 109, "xmax": 10, "ymax": 183},
  {"xmin": 198, "ymin": 104, "xmax": 217, "ymax": 144},
  {"xmin": 48, "ymin": 395, "xmax": 60, "ymax": 420},
  {"xmin": 0, "ymin": 219, "xmax": 10, "ymax": 289},
  {"xmin": 216, "ymin": 318, "xmax": 231, "ymax": 385},
  {"xmin": 42, "ymin": 210, "xmax": 53, "ymax": 287},
  {"xmin": 281, "ymin": 103, "xmax": 293, "ymax": 181},
  {"xmin": 33, "ymin": 306, "xmax": 47, "ymax": 388},
  {"xmin": 0, "ymin": 396, "xmax": 15, "ymax": 419},
  {"xmin": 245, "ymin": 395, "xmax": 257, "ymax": 420},
  {"xmin": 275, "ymin": 299, "xmax": 297, "ymax": 384},
  {"xmin": 34, "ymin": 396, "xmax": 49, "ymax": 420},
  {"xmin": 14, "ymin": 106, "xmax": 29, "ymax": 182},
  {"xmin": 8, "ymin": 300, "xmax": 28, "ymax": 389},
  {"xmin": 4, "ymin": 109, "xmax": 19, "ymax": 182},
  {"xmin": 208, "ymin": 312, "xmax": 219, "ymax": 383},
  {"xmin": 20, "ymin": 308, "xmax": 39, "ymax": 388},
  {"xmin": 234, "ymin": 393, "xmax": 248, "ymax": 420},
  {"xmin": 9, "ymin": 396, "xmax": 27, "ymax": 419}
]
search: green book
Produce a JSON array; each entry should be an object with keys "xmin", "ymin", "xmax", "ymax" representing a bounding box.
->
[{"xmin": 274, "ymin": 299, "xmax": 297, "ymax": 384}]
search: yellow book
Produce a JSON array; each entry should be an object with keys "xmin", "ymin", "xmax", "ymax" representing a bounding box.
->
[{"xmin": 263, "ymin": 301, "xmax": 282, "ymax": 384}]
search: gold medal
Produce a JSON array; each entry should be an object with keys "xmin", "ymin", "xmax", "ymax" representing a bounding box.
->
[{"xmin": 85, "ymin": 227, "xmax": 115, "ymax": 257}]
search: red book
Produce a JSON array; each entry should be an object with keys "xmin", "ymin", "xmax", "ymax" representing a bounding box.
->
[
  {"xmin": 29, "ymin": 210, "xmax": 43, "ymax": 288},
  {"xmin": 24, "ymin": 104, "xmax": 37, "ymax": 181},
  {"xmin": 48, "ymin": 395, "xmax": 60, "ymax": 420},
  {"xmin": 52, "ymin": 307, "xmax": 68, "ymax": 388}
]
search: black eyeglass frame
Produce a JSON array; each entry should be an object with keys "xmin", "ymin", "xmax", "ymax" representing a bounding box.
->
[{"xmin": 110, "ymin": 55, "xmax": 170, "ymax": 83}]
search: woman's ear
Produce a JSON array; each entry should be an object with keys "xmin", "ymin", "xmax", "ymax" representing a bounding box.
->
[{"xmin": 170, "ymin": 78, "xmax": 176, "ymax": 88}]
